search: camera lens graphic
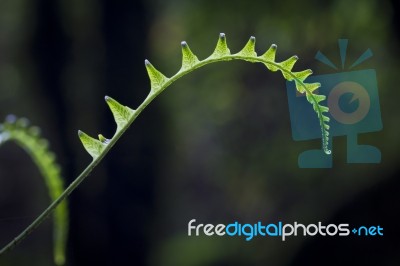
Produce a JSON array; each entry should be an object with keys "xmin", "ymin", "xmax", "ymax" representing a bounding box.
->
[{"xmin": 328, "ymin": 81, "xmax": 370, "ymax": 125}]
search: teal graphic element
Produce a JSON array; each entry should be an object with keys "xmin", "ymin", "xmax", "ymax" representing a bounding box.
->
[{"xmin": 286, "ymin": 40, "xmax": 382, "ymax": 168}]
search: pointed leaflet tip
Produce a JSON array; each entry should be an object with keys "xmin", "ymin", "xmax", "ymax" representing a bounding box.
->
[
  {"xmin": 104, "ymin": 96, "xmax": 135, "ymax": 130},
  {"xmin": 180, "ymin": 40, "xmax": 199, "ymax": 71},
  {"xmin": 236, "ymin": 36, "xmax": 257, "ymax": 57},
  {"xmin": 297, "ymin": 82, "xmax": 321, "ymax": 94},
  {"xmin": 292, "ymin": 69, "xmax": 313, "ymax": 82},
  {"xmin": 260, "ymin": 44, "xmax": 278, "ymax": 71},
  {"xmin": 78, "ymin": 130, "xmax": 106, "ymax": 159},
  {"xmin": 279, "ymin": 55, "xmax": 299, "ymax": 80},
  {"xmin": 144, "ymin": 59, "xmax": 168, "ymax": 91},
  {"xmin": 209, "ymin": 33, "xmax": 230, "ymax": 58},
  {"xmin": 280, "ymin": 55, "xmax": 298, "ymax": 70}
]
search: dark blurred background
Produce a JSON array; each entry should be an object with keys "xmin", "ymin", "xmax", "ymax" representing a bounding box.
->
[{"xmin": 0, "ymin": 0, "xmax": 399, "ymax": 265}]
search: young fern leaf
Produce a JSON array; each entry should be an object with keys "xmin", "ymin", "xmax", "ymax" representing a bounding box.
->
[
  {"xmin": 0, "ymin": 33, "xmax": 331, "ymax": 262},
  {"xmin": 236, "ymin": 36, "xmax": 257, "ymax": 58},
  {"xmin": 292, "ymin": 69, "xmax": 313, "ymax": 82},
  {"xmin": 180, "ymin": 41, "xmax": 200, "ymax": 71},
  {"xmin": 78, "ymin": 130, "xmax": 107, "ymax": 159},
  {"xmin": 208, "ymin": 33, "xmax": 231, "ymax": 58},
  {"xmin": 145, "ymin": 60, "xmax": 169, "ymax": 93},
  {"xmin": 260, "ymin": 44, "xmax": 278, "ymax": 71},
  {"xmin": 279, "ymin": 55, "xmax": 299, "ymax": 80},
  {"xmin": 105, "ymin": 96, "xmax": 135, "ymax": 131},
  {"xmin": 79, "ymin": 33, "xmax": 330, "ymax": 156},
  {"xmin": 0, "ymin": 115, "xmax": 68, "ymax": 266}
]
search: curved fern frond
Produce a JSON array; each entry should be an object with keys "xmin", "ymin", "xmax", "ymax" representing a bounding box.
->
[
  {"xmin": 79, "ymin": 33, "xmax": 330, "ymax": 156},
  {"xmin": 0, "ymin": 115, "xmax": 68, "ymax": 266},
  {"xmin": 0, "ymin": 33, "xmax": 330, "ymax": 261}
]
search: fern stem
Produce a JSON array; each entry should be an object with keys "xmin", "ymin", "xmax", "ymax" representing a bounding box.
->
[{"xmin": 0, "ymin": 37, "xmax": 330, "ymax": 257}]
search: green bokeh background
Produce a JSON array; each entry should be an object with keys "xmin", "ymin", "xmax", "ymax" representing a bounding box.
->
[{"xmin": 0, "ymin": 0, "xmax": 399, "ymax": 265}]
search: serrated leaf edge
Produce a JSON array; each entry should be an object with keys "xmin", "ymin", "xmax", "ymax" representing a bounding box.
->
[{"xmin": 79, "ymin": 33, "xmax": 331, "ymax": 159}]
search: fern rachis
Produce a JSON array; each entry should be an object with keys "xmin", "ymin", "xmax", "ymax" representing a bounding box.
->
[{"xmin": 0, "ymin": 33, "xmax": 330, "ymax": 262}]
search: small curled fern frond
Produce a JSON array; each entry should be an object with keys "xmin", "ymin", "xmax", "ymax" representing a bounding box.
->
[
  {"xmin": 0, "ymin": 33, "xmax": 330, "ymax": 262},
  {"xmin": 0, "ymin": 115, "xmax": 68, "ymax": 265},
  {"xmin": 79, "ymin": 33, "xmax": 330, "ymax": 157}
]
